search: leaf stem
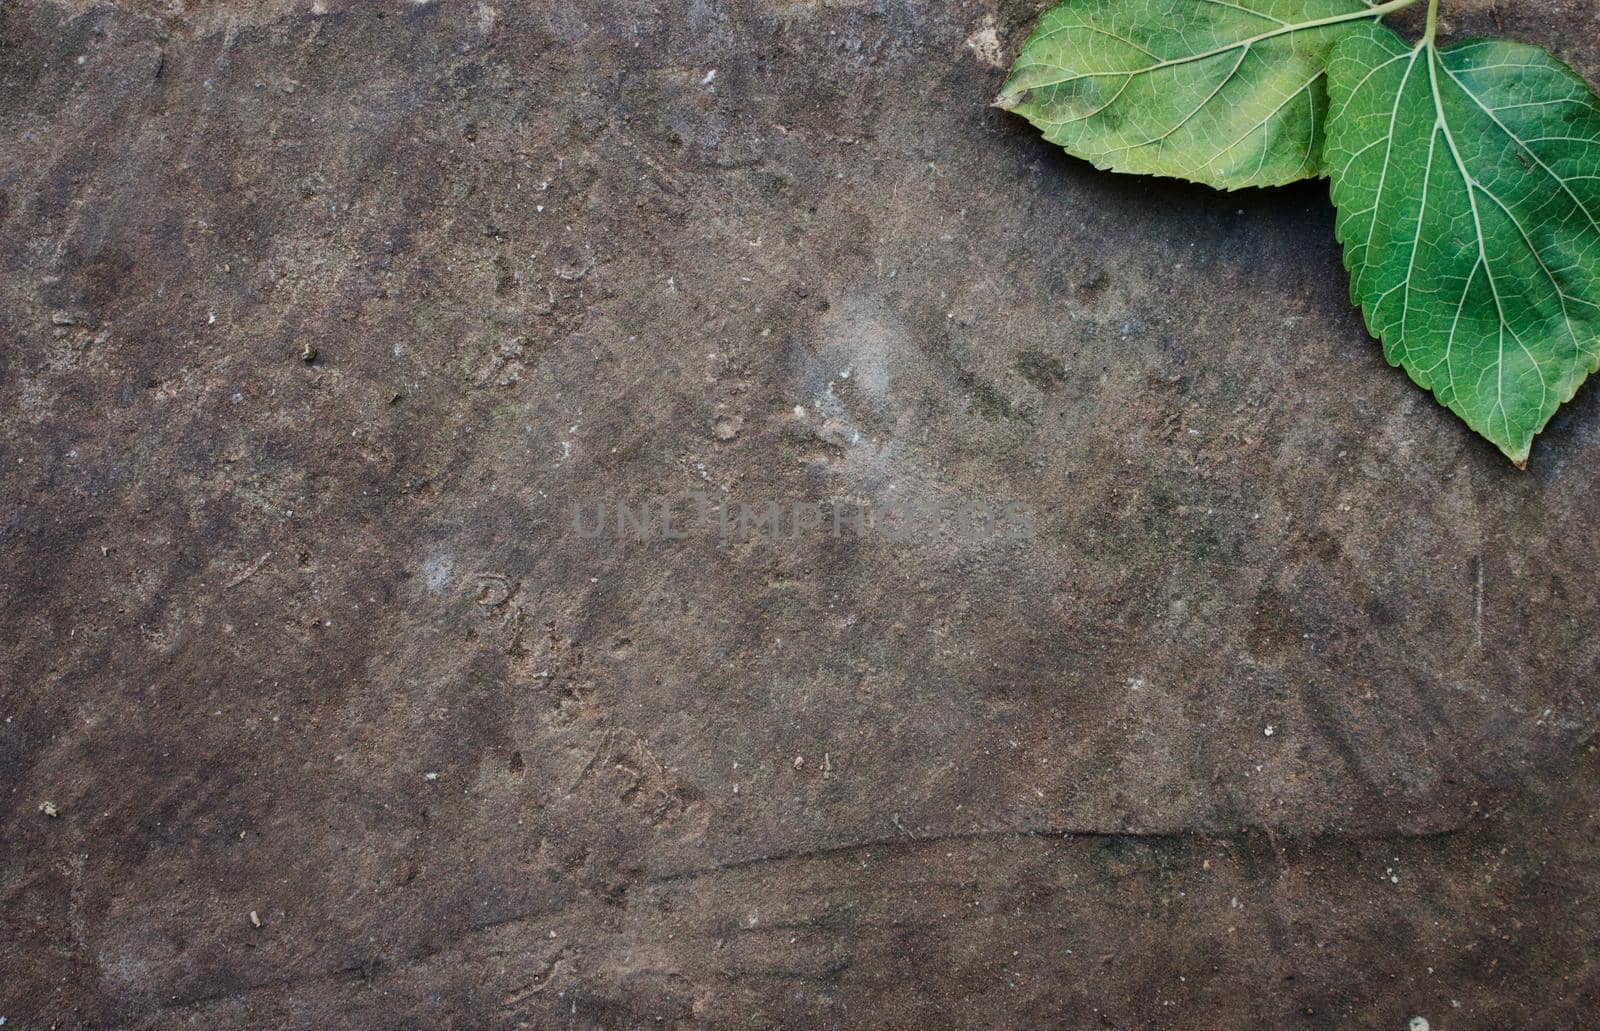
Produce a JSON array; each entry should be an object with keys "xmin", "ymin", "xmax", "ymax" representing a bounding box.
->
[
  {"xmin": 1366, "ymin": 0, "xmax": 1429, "ymax": 21},
  {"xmin": 1423, "ymin": 0, "xmax": 1440, "ymax": 45}
]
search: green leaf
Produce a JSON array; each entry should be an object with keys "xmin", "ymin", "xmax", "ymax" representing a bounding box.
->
[
  {"xmin": 995, "ymin": 0, "xmax": 1394, "ymax": 191},
  {"xmin": 1326, "ymin": 24, "xmax": 1600, "ymax": 465}
]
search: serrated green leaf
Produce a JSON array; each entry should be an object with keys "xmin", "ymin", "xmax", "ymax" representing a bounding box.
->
[
  {"xmin": 1326, "ymin": 24, "xmax": 1600, "ymax": 465},
  {"xmin": 995, "ymin": 0, "xmax": 1397, "ymax": 190}
]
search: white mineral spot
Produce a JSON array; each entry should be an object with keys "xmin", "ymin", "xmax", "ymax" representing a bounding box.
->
[
  {"xmin": 422, "ymin": 553, "xmax": 454, "ymax": 593},
  {"xmin": 963, "ymin": 19, "xmax": 1004, "ymax": 68},
  {"xmin": 1409, "ymin": 1018, "xmax": 1430, "ymax": 1031}
]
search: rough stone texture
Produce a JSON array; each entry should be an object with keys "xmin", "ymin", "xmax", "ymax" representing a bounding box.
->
[{"xmin": 4, "ymin": 0, "xmax": 1600, "ymax": 1027}]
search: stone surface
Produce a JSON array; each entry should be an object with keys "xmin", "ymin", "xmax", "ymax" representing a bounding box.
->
[{"xmin": 3, "ymin": 0, "xmax": 1600, "ymax": 1026}]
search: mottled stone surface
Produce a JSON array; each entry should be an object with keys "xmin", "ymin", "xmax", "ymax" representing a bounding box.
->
[{"xmin": 3, "ymin": 0, "xmax": 1600, "ymax": 1026}]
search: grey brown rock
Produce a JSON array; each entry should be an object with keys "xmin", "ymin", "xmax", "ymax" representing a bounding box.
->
[{"xmin": 3, "ymin": 1, "xmax": 1599, "ymax": 1027}]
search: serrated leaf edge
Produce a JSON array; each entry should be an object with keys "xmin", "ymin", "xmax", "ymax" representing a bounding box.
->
[{"xmin": 1329, "ymin": 30, "xmax": 1600, "ymax": 466}]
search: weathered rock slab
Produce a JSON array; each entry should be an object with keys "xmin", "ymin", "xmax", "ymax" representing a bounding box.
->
[{"xmin": 3, "ymin": 0, "xmax": 1600, "ymax": 1025}]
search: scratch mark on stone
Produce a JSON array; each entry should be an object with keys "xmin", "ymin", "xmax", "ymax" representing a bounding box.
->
[
  {"xmin": 225, "ymin": 552, "xmax": 271, "ymax": 589},
  {"xmin": 645, "ymin": 821, "xmax": 1468, "ymax": 886},
  {"xmin": 566, "ymin": 728, "xmax": 616, "ymax": 794},
  {"xmin": 1475, "ymin": 555, "xmax": 1485, "ymax": 652}
]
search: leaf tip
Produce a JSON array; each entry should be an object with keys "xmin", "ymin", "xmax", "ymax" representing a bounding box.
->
[{"xmin": 992, "ymin": 88, "xmax": 1026, "ymax": 112}]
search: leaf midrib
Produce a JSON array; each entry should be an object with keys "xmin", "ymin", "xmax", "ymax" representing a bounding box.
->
[
  {"xmin": 1423, "ymin": 40, "xmax": 1533, "ymax": 441},
  {"xmin": 1016, "ymin": 0, "xmax": 1416, "ymax": 93}
]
